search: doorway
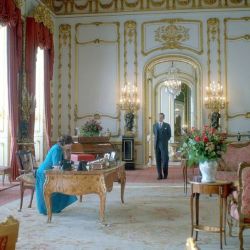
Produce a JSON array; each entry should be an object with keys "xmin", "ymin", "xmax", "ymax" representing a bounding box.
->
[{"xmin": 143, "ymin": 54, "xmax": 203, "ymax": 166}]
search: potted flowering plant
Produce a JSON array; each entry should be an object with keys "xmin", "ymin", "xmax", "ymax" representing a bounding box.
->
[
  {"xmin": 180, "ymin": 126, "xmax": 227, "ymax": 182},
  {"xmin": 79, "ymin": 119, "xmax": 103, "ymax": 137}
]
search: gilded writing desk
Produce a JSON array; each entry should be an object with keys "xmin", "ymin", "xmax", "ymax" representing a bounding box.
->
[
  {"xmin": 190, "ymin": 180, "xmax": 233, "ymax": 249},
  {"xmin": 44, "ymin": 164, "xmax": 126, "ymax": 223}
]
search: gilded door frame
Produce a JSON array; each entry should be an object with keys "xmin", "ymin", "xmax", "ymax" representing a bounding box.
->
[{"xmin": 142, "ymin": 54, "xmax": 203, "ymax": 165}]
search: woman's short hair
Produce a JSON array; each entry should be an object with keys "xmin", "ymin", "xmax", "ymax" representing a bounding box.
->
[{"xmin": 57, "ymin": 135, "xmax": 74, "ymax": 146}]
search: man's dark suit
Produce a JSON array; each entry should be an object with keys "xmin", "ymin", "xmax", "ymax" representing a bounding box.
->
[{"xmin": 153, "ymin": 122, "xmax": 171, "ymax": 178}]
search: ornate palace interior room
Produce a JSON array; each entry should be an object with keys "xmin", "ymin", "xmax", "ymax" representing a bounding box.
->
[{"xmin": 1, "ymin": 0, "xmax": 250, "ymax": 249}]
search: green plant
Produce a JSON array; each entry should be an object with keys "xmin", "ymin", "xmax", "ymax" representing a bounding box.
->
[
  {"xmin": 79, "ymin": 119, "xmax": 102, "ymax": 137},
  {"xmin": 180, "ymin": 126, "xmax": 227, "ymax": 166}
]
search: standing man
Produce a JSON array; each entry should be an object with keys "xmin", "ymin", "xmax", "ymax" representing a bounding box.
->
[{"xmin": 153, "ymin": 113, "xmax": 171, "ymax": 180}]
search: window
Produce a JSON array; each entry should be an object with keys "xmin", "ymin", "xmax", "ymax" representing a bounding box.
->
[
  {"xmin": 34, "ymin": 47, "xmax": 44, "ymax": 164},
  {"xmin": 0, "ymin": 25, "xmax": 9, "ymax": 166}
]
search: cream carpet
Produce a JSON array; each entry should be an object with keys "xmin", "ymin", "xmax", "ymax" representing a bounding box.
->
[{"xmin": 0, "ymin": 183, "xmax": 249, "ymax": 250}]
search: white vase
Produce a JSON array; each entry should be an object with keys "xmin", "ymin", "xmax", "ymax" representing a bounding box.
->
[{"xmin": 199, "ymin": 160, "xmax": 218, "ymax": 183}]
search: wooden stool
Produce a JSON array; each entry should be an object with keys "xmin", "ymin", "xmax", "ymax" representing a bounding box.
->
[{"xmin": 0, "ymin": 166, "xmax": 11, "ymax": 185}]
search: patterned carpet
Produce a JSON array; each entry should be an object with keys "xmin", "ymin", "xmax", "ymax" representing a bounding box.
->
[{"xmin": 1, "ymin": 183, "xmax": 249, "ymax": 250}]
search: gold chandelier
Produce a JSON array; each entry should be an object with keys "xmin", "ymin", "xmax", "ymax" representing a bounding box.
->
[
  {"xmin": 119, "ymin": 82, "xmax": 140, "ymax": 112},
  {"xmin": 164, "ymin": 62, "xmax": 182, "ymax": 98},
  {"xmin": 204, "ymin": 81, "xmax": 226, "ymax": 111}
]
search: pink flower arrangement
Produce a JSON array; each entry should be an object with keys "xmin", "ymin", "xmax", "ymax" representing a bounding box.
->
[
  {"xmin": 180, "ymin": 126, "xmax": 227, "ymax": 166},
  {"xmin": 80, "ymin": 119, "xmax": 102, "ymax": 136}
]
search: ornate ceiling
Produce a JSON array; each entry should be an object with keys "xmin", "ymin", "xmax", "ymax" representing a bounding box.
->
[{"xmin": 42, "ymin": 0, "xmax": 250, "ymax": 15}]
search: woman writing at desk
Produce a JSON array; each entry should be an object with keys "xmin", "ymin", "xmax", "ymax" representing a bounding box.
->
[{"xmin": 36, "ymin": 135, "xmax": 77, "ymax": 215}]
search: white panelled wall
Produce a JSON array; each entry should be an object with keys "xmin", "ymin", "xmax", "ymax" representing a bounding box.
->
[{"xmin": 51, "ymin": 10, "xmax": 250, "ymax": 167}]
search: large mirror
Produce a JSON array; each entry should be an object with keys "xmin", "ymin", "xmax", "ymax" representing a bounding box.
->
[{"xmin": 174, "ymin": 84, "xmax": 191, "ymax": 142}]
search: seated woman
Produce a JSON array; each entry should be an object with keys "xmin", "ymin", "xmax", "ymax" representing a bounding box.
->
[{"xmin": 36, "ymin": 135, "xmax": 77, "ymax": 215}]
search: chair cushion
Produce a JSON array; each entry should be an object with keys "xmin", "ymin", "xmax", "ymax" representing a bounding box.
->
[
  {"xmin": 218, "ymin": 142, "xmax": 250, "ymax": 171},
  {"xmin": 71, "ymin": 153, "xmax": 95, "ymax": 162},
  {"xmin": 16, "ymin": 173, "xmax": 35, "ymax": 185},
  {"xmin": 242, "ymin": 167, "xmax": 250, "ymax": 215}
]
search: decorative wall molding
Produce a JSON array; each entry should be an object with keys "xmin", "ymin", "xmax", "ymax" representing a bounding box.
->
[
  {"xmin": 124, "ymin": 20, "xmax": 138, "ymax": 85},
  {"xmin": 58, "ymin": 24, "xmax": 71, "ymax": 135},
  {"xmin": 207, "ymin": 18, "xmax": 221, "ymax": 85},
  {"xmin": 42, "ymin": 0, "xmax": 250, "ymax": 15},
  {"xmin": 32, "ymin": 4, "xmax": 54, "ymax": 33},
  {"xmin": 74, "ymin": 22, "xmax": 121, "ymax": 137},
  {"xmin": 141, "ymin": 19, "xmax": 203, "ymax": 56},
  {"xmin": 224, "ymin": 17, "xmax": 250, "ymax": 120}
]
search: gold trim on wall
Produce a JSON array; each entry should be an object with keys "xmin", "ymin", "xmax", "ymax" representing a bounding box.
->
[
  {"xmin": 224, "ymin": 17, "xmax": 250, "ymax": 121},
  {"xmin": 43, "ymin": 0, "xmax": 250, "ymax": 15},
  {"xmin": 32, "ymin": 4, "xmax": 54, "ymax": 33},
  {"xmin": 74, "ymin": 22, "xmax": 121, "ymax": 137},
  {"xmin": 124, "ymin": 20, "xmax": 139, "ymax": 136},
  {"xmin": 58, "ymin": 24, "xmax": 71, "ymax": 136},
  {"xmin": 141, "ymin": 19, "xmax": 203, "ymax": 56},
  {"xmin": 207, "ymin": 18, "xmax": 221, "ymax": 86}
]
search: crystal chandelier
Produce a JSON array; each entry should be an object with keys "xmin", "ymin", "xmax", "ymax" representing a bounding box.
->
[
  {"xmin": 164, "ymin": 62, "xmax": 182, "ymax": 98},
  {"xmin": 119, "ymin": 82, "xmax": 140, "ymax": 112},
  {"xmin": 204, "ymin": 81, "xmax": 226, "ymax": 111}
]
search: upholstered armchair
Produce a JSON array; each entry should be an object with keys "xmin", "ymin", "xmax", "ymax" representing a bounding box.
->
[
  {"xmin": 0, "ymin": 216, "xmax": 19, "ymax": 250},
  {"xmin": 16, "ymin": 150, "xmax": 36, "ymax": 211},
  {"xmin": 228, "ymin": 162, "xmax": 250, "ymax": 250}
]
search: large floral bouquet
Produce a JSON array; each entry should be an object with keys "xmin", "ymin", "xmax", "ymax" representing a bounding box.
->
[
  {"xmin": 180, "ymin": 126, "xmax": 227, "ymax": 166},
  {"xmin": 79, "ymin": 119, "xmax": 102, "ymax": 137}
]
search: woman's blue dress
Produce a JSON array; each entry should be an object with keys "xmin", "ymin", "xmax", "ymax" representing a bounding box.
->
[{"xmin": 36, "ymin": 144, "xmax": 77, "ymax": 214}]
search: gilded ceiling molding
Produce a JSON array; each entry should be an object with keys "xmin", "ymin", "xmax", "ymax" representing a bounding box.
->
[
  {"xmin": 207, "ymin": 18, "xmax": 221, "ymax": 85},
  {"xmin": 41, "ymin": 0, "xmax": 250, "ymax": 15},
  {"xmin": 141, "ymin": 19, "xmax": 203, "ymax": 56},
  {"xmin": 74, "ymin": 22, "xmax": 121, "ymax": 137},
  {"xmin": 224, "ymin": 17, "xmax": 250, "ymax": 122},
  {"xmin": 57, "ymin": 24, "xmax": 71, "ymax": 135},
  {"xmin": 32, "ymin": 4, "xmax": 54, "ymax": 33}
]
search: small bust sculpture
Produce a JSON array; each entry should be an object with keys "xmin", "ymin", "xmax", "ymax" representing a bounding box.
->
[
  {"xmin": 125, "ymin": 112, "xmax": 134, "ymax": 131},
  {"xmin": 211, "ymin": 111, "xmax": 220, "ymax": 129}
]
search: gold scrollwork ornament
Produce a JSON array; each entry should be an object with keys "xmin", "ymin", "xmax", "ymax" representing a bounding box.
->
[{"xmin": 154, "ymin": 24, "xmax": 189, "ymax": 48}]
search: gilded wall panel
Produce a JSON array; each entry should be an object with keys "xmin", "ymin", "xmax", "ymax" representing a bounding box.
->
[
  {"xmin": 224, "ymin": 17, "xmax": 250, "ymax": 132},
  {"xmin": 141, "ymin": 19, "xmax": 203, "ymax": 56},
  {"xmin": 207, "ymin": 18, "xmax": 221, "ymax": 86},
  {"xmin": 58, "ymin": 24, "xmax": 72, "ymax": 135},
  {"xmin": 74, "ymin": 22, "xmax": 121, "ymax": 137}
]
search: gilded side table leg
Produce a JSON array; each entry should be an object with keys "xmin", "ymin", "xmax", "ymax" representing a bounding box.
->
[
  {"xmin": 223, "ymin": 197, "xmax": 227, "ymax": 245},
  {"xmin": 120, "ymin": 171, "xmax": 126, "ymax": 204},
  {"xmin": 190, "ymin": 191, "xmax": 194, "ymax": 237},
  {"xmin": 195, "ymin": 193, "xmax": 200, "ymax": 240},
  {"xmin": 220, "ymin": 195, "xmax": 223, "ymax": 249}
]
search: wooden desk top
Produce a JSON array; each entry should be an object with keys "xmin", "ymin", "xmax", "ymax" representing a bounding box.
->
[{"xmin": 45, "ymin": 163, "xmax": 125, "ymax": 176}]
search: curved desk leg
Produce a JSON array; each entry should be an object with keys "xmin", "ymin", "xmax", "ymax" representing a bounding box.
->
[
  {"xmin": 99, "ymin": 192, "xmax": 106, "ymax": 223},
  {"xmin": 44, "ymin": 191, "xmax": 52, "ymax": 223}
]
